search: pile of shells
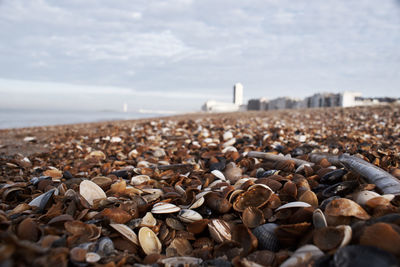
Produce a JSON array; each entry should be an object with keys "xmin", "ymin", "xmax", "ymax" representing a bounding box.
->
[{"xmin": 0, "ymin": 105, "xmax": 400, "ymax": 266}]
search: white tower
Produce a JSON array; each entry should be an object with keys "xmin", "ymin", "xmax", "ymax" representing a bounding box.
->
[{"xmin": 233, "ymin": 83, "xmax": 243, "ymax": 105}]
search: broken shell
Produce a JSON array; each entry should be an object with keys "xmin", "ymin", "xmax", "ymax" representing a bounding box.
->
[
  {"xmin": 353, "ymin": 190, "xmax": 381, "ymax": 206},
  {"xmin": 70, "ymin": 247, "xmax": 87, "ymax": 262},
  {"xmin": 151, "ymin": 202, "xmax": 181, "ymax": 214},
  {"xmin": 160, "ymin": 256, "xmax": 203, "ymax": 267},
  {"xmin": 79, "ymin": 180, "xmax": 106, "ymax": 206},
  {"xmin": 138, "ymin": 227, "xmax": 162, "ymax": 255},
  {"xmin": 110, "ymin": 223, "xmax": 139, "ymax": 245},
  {"xmin": 166, "ymin": 218, "xmax": 185, "ymax": 230},
  {"xmin": 275, "ymin": 222, "xmax": 312, "ymax": 247},
  {"xmin": 140, "ymin": 212, "xmax": 157, "ymax": 227},
  {"xmin": 169, "ymin": 238, "xmax": 193, "ymax": 256},
  {"xmin": 131, "ymin": 175, "xmax": 150, "ymax": 185},
  {"xmin": 313, "ymin": 225, "xmax": 352, "ymax": 251},
  {"xmin": 242, "ymin": 207, "xmax": 265, "ymax": 228},
  {"xmin": 187, "ymin": 219, "xmax": 209, "ymax": 234},
  {"xmin": 101, "ymin": 208, "xmax": 132, "ymax": 224},
  {"xmin": 233, "ymin": 185, "xmax": 273, "ymax": 212},
  {"xmin": 91, "ymin": 176, "xmax": 112, "ymax": 189},
  {"xmin": 205, "ymin": 192, "xmax": 232, "ymax": 213},
  {"xmin": 232, "ymin": 224, "xmax": 258, "ymax": 256},
  {"xmin": 359, "ymin": 222, "xmax": 400, "ymax": 256},
  {"xmin": 280, "ymin": 244, "xmax": 324, "ymax": 267},
  {"xmin": 28, "ymin": 188, "xmax": 56, "ymax": 211},
  {"xmin": 275, "ymin": 201, "xmax": 311, "ymax": 212},
  {"xmin": 252, "ymin": 223, "xmax": 279, "ymax": 252},
  {"xmin": 97, "ymin": 237, "xmax": 114, "ymax": 256},
  {"xmin": 85, "ymin": 252, "xmax": 101, "ymax": 263},
  {"xmin": 325, "ymin": 198, "xmax": 371, "ymax": 220},
  {"xmin": 224, "ymin": 163, "xmax": 243, "ymax": 183},
  {"xmin": 189, "ymin": 196, "xmax": 205, "ymax": 209},
  {"xmin": 178, "ymin": 209, "xmax": 203, "ymax": 223},
  {"xmin": 313, "ymin": 209, "xmax": 327, "ymax": 229},
  {"xmin": 17, "ymin": 217, "xmax": 41, "ymax": 242},
  {"xmin": 208, "ymin": 219, "xmax": 232, "ymax": 243},
  {"xmin": 88, "ymin": 150, "xmax": 106, "ymax": 160}
]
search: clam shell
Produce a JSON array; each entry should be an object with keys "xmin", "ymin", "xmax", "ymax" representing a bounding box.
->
[
  {"xmin": 353, "ymin": 190, "xmax": 381, "ymax": 206},
  {"xmin": 280, "ymin": 244, "xmax": 324, "ymax": 267},
  {"xmin": 140, "ymin": 212, "xmax": 157, "ymax": 227},
  {"xmin": 312, "ymin": 209, "xmax": 327, "ymax": 229},
  {"xmin": 208, "ymin": 219, "xmax": 232, "ymax": 243},
  {"xmin": 160, "ymin": 256, "xmax": 203, "ymax": 267},
  {"xmin": 252, "ymin": 223, "xmax": 279, "ymax": 252},
  {"xmin": 138, "ymin": 227, "xmax": 162, "ymax": 255},
  {"xmin": 151, "ymin": 202, "xmax": 181, "ymax": 214},
  {"xmin": 178, "ymin": 209, "xmax": 203, "ymax": 223},
  {"xmin": 242, "ymin": 207, "xmax": 265, "ymax": 228},
  {"xmin": 96, "ymin": 237, "xmax": 114, "ymax": 256},
  {"xmin": 298, "ymin": 190, "xmax": 318, "ymax": 207},
  {"xmin": 131, "ymin": 175, "xmax": 150, "ymax": 185},
  {"xmin": 29, "ymin": 188, "xmax": 56, "ymax": 211},
  {"xmin": 275, "ymin": 201, "xmax": 311, "ymax": 212},
  {"xmin": 88, "ymin": 150, "xmax": 106, "ymax": 160},
  {"xmin": 233, "ymin": 185, "xmax": 273, "ymax": 212},
  {"xmin": 313, "ymin": 225, "xmax": 352, "ymax": 251},
  {"xmin": 85, "ymin": 252, "xmax": 101, "ymax": 263},
  {"xmin": 110, "ymin": 223, "xmax": 139, "ymax": 245},
  {"xmin": 189, "ymin": 196, "xmax": 204, "ymax": 209},
  {"xmin": 211, "ymin": 170, "xmax": 226, "ymax": 181},
  {"xmin": 223, "ymin": 131, "xmax": 233, "ymax": 141},
  {"xmin": 79, "ymin": 180, "xmax": 107, "ymax": 206},
  {"xmin": 325, "ymin": 198, "xmax": 371, "ymax": 220}
]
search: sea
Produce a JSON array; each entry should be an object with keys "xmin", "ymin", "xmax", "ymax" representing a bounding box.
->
[{"xmin": 0, "ymin": 108, "xmax": 178, "ymax": 129}]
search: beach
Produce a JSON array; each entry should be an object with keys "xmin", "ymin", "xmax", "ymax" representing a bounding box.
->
[{"xmin": 1, "ymin": 105, "xmax": 400, "ymax": 266}]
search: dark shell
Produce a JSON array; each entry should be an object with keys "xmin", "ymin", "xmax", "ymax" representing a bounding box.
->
[
  {"xmin": 252, "ymin": 223, "xmax": 279, "ymax": 252},
  {"xmin": 320, "ymin": 169, "xmax": 347, "ymax": 184},
  {"xmin": 333, "ymin": 245, "xmax": 398, "ymax": 267},
  {"xmin": 321, "ymin": 180, "xmax": 358, "ymax": 199}
]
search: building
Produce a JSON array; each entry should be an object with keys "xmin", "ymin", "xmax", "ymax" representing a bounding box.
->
[
  {"xmin": 202, "ymin": 83, "xmax": 246, "ymax": 113},
  {"xmin": 248, "ymin": 97, "xmax": 268, "ymax": 110}
]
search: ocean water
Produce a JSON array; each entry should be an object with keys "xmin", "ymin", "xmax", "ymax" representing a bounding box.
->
[{"xmin": 0, "ymin": 109, "xmax": 174, "ymax": 129}]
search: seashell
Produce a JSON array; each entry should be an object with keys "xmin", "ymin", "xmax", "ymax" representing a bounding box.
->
[
  {"xmin": 246, "ymin": 250, "xmax": 276, "ymax": 267},
  {"xmin": 160, "ymin": 256, "xmax": 203, "ymax": 267},
  {"xmin": 319, "ymin": 169, "xmax": 347, "ymax": 184},
  {"xmin": 178, "ymin": 209, "xmax": 203, "ymax": 223},
  {"xmin": 43, "ymin": 169, "xmax": 63, "ymax": 180},
  {"xmin": 70, "ymin": 247, "xmax": 87, "ymax": 262},
  {"xmin": 96, "ymin": 237, "xmax": 114, "ymax": 256},
  {"xmin": 319, "ymin": 196, "xmax": 340, "ymax": 211},
  {"xmin": 313, "ymin": 225, "xmax": 352, "ymax": 251},
  {"xmin": 101, "ymin": 208, "xmax": 132, "ymax": 224},
  {"xmin": 17, "ymin": 217, "xmax": 41, "ymax": 242},
  {"xmin": 223, "ymin": 162, "xmax": 242, "ymax": 183},
  {"xmin": 187, "ymin": 219, "xmax": 209, "ymax": 234},
  {"xmin": 359, "ymin": 222, "xmax": 400, "ymax": 256},
  {"xmin": 91, "ymin": 176, "xmax": 112, "ymax": 189},
  {"xmin": 222, "ymin": 145, "xmax": 237, "ymax": 153},
  {"xmin": 9, "ymin": 203, "xmax": 31, "ymax": 215},
  {"xmin": 275, "ymin": 201, "xmax": 311, "ymax": 212},
  {"xmin": 211, "ymin": 170, "xmax": 226, "ymax": 181},
  {"xmin": 252, "ymin": 223, "xmax": 279, "ymax": 252},
  {"xmin": 138, "ymin": 227, "xmax": 162, "ymax": 255},
  {"xmin": 166, "ymin": 218, "xmax": 185, "ymax": 230},
  {"xmin": 87, "ymin": 150, "xmax": 106, "ymax": 160},
  {"xmin": 169, "ymin": 238, "xmax": 193, "ymax": 256},
  {"xmin": 233, "ymin": 185, "xmax": 273, "ymax": 212},
  {"xmin": 275, "ymin": 222, "xmax": 312, "ymax": 247},
  {"xmin": 131, "ymin": 175, "xmax": 150, "ymax": 185},
  {"xmin": 110, "ymin": 179, "xmax": 127, "ymax": 194},
  {"xmin": 280, "ymin": 244, "xmax": 324, "ymax": 267},
  {"xmin": 205, "ymin": 192, "xmax": 232, "ymax": 213},
  {"xmin": 298, "ymin": 190, "xmax": 318, "ymax": 207},
  {"xmin": 325, "ymin": 198, "xmax": 371, "ymax": 220},
  {"xmin": 232, "ymin": 224, "xmax": 258, "ymax": 256},
  {"xmin": 110, "ymin": 223, "xmax": 139, "ymax": 245},
  {"xmin": 189, "ymin": 196, "xmax": 204, "ymax": 209},
  {"xmin": 223, "ymin": 131, "xmax": 233, "ymax": 141},
  {"xmin": 208, "ymin": 219, "xmax": 232, "ymax": 243},
  {"xmin": 151, "ymin": 202, "xmax": 181, "ymax": 214},
  {"xmin": 334, "ymin": 245, "xmax": 398, "ymax": 267},
  {"xmin": 29, "ymin": 188, "xmax": 56, "ymax": 211},
  {"xmin": 321, "ymin": 180, "xmax": 358, "ymax": 199},
  {"xmin": 313, "ymin": 209, "xmax": 327, "ymax": 229},
  {"xmin": 85, "ymin": 252, "xmax": 101, "ymax": 263},
  {"xmin": 140, "ymin": 212, "xmax": 157, "ymax": 227},
  {"xmin": 353, "ymin": 190, "xmax": 381, "ymax": 206},
  {"xmin": 79, "ymin": 180, "xmax": 106, "ymax": 206},
  {"xmin": 242, "ymin": 207, "xmax": 265, "ymax": 228},
  {"xmin": 223, "ymin": 137, "xmax": 236, "ymax": 147},
  {"xmin": 48, "ymin": 214, "xmax": 74, "ymax": 226}
]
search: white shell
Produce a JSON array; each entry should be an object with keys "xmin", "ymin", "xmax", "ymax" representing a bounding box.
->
[
  {"xmin": 160, "ymin": 257, "xmax": 203, "ymax": 266},
  {"xmin": 207, "ymin": 179, "xmax": 227, "ymax": 188},
  {"xmin": 222, "ymin": 146, "xmax": 238, "ymax": 153},
  {"xmin": 110, "ymin": 223, "xmax": 139, "ymax": 245},
  {"xmin": 208, "ymin": 219, "xmax": 232, "ymax": 243},
  {"xmin": 353, "ymin": 190, "xmax": 380, "ymax": 206},
  {"xmin": 79, "ymin": 180, "xmax": 107, "ymax": 206},
  {"xmin": 337, "ymin": 225, "xmax": 352, "ymax": 248},
  {"xmin": 178, "ymin": 209, "xmax": 203, "ymax": 223},
  {"xmin": 189, "ymin": 196, "xmax": 205, "ymax": 209},
  {"xmin": 248, "ymin": 183, "xmax": 273, "ymax": 192},
  {"xmin": 151, "ymin": 202, "xmax": 181, "ymax": 214},
  {"xmin": 223, "ymin": 138, "xmax": 236, "ymax": 148},
  {"xmin": 131, "ymin": 175, "xmax": 150, "ymax": 185},
  {"xmin": 275, "ymin": 201, "xmax": 311, "ymax": 212},
  {"xmin": 138, "ymin": 227, "xmax": 162, "ymax": 255},
  {"xmin": 223, "ymin": 131, "xmax": 233, "ymax": 141},
  {"xmin": 140, "ymin": 212, "xmax": 157, "ymax": 227},
  {"xmin": 280, "ymin": 244, "xmax": 324, "ymax": 267},
  {"xmin": 211, "ymin": 170, "xmax": 226, "ymax": 181},
  {"xmin": 85, "ymin": 252, "xmax": 101, "ymax": 263},
  {"xmin": 312, "ymin": 209, "xmax": 327, "ymax": 229}
]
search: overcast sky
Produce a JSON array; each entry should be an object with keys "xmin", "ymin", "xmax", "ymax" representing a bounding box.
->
[{"xmin": 0, "ymin": 0, "xmax": 399, "ymax": 112}]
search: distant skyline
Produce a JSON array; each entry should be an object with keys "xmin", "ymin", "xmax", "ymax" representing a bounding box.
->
[{"xmin": 1, "ymin": 0, "xmax": 400, "ymax": 112}]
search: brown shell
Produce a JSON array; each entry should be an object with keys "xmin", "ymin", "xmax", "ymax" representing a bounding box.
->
[
  {"xmin": 233, "ymin": 186, "xmax": 273, "ymax": 212},
  {"xmin": 242, "ymin": 207, "xmax": 265, "ymax": 228},
  {"xmin": 360, "ymin": 223, "xmax": 400, "ymax": 256},
  {"xmin": 325, "ymin": 198, "xmax": 370, "ymax": 220},
  {"xmin": 313, "ymin": 226, "xmax": 344, "ymax": 251},
  {"xmin": 101, "ymin": 208, "xmax": 132, "ymax": 224}
]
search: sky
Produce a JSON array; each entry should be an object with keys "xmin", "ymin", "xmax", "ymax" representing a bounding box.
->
[{"xmin": 0, "ymin": 0, "xmax": 399, "ymax": 113}]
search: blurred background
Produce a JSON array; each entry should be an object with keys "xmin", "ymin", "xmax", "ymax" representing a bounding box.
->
[{"xmin": 0, "ymin": 0, "xmax": 399, "ymax": 128}]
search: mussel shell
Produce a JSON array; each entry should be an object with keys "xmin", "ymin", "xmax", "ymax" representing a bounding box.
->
[
  {"xmin": 322, "ymin": 180, "xmax": 358, "ymax": 199},
  {"xmin": 29, "ymin": 188, "xmax": 56, "ymax": 211},
  {"xmin": 334, "ymin": 245, "xmax": 398, "ymax": 267},
  {"xmin": 252, "ymin": 223, "xmax": 279, "ymax": 252},
  {"xmin": 320, "ymin": 169, "xmax": 347, "ymax": 184}
]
